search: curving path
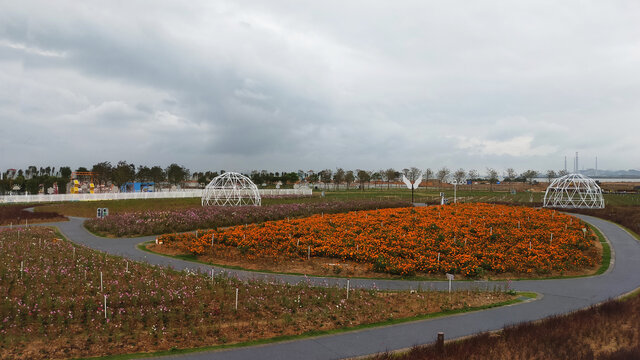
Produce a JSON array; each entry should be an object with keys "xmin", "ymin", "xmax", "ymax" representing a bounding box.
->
[{"xmin": 39, "ymin": 215, "xmax": 640, "ymax": 359}]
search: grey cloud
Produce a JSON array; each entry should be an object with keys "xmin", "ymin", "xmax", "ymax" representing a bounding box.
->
[{"xmin": 0, "ymin": 1, "xmax": 639, "ymax": 173}]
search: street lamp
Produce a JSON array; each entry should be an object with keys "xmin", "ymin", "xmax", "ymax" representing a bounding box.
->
[{"xmin": 452, "ymin": 180, "xmax": 458, "ymax": 204}]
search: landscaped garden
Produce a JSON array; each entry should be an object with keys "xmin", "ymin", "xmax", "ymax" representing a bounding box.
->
[
  {"xmin": 155, "ymin": 203, "xmax": 601, "ymax": 278},
  {"xmin": 0, "ymin": 227, "xmax": 518, "ymax": 360}
]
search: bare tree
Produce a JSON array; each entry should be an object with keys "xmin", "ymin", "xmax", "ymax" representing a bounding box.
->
[
  {"xmin": 424, "ymin": 168, "xmax": 433, "ymax": 189},
  {"xmin": 404, "ymin": 167, "xmax": 422, "ymax": 183},
  {"xmin": 467, "ymin": 169, "xmax": 478, "ymax": 190},
  {"xmin": 558, "ymin": 169, "xmax": 569, "ymax": 177},
  {"xmin": 505, "ymin": 168, "xmax": 517, "ymax": 181},
  {"xmin": 521, "ymin": 170, "xmax": 538, "ymax": 185},
  {"xmin": 486, "ymin": 168, "xmax": 499, "ymax": 192},
  {"xmin": 453, "ymin": 168, "xmax": 466, "ymax": 184},
  {"xmin": 436, "ymin": 167, "xmax": 450, "ymax": 190},
  {"xmin": 546, "ymin": 169, "xmax": 557, "ymax": 183}
]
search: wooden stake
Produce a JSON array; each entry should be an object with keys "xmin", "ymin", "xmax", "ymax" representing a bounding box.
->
[
  {"xmin": 436, "ymin": 332, "xmax": 444, "ymax": 354},
  {"xmin": 346, "ymin": 279, "xmax": 350, "ymax": 300},
  {"xmin": 104, "ymin": 295, "xmax": 107, "ymax": 319},
  {"xmin": 235, "ymin": 288, "xmax": 239, "ymax": 311},
  {"xmin": 100, "ymin": 272, "xmax": 103, "ymax": 292}
]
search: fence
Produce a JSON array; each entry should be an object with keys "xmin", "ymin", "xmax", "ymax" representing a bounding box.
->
[{"xmin": 0, "ymin": 188, "xmax": 312, "ymax": 204}]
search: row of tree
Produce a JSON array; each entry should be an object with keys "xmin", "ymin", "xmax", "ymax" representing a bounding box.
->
[
  {"xmin": 1, "ymin": 162, "xmax": 567, "ymax": 195},
  {"xmin": 306, "ymin": 167, "xmax": 561, "ymax": 190}
]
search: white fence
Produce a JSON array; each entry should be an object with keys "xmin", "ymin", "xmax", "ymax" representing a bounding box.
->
[{"xmin": 0, "ymin": 189, "xmax": 312, "ymax": 204}]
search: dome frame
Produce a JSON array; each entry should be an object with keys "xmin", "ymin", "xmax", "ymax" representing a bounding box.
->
[
  {"xmin": 201, "ymin": 172, "xmax": 261, "ymax": 206},
  {"xmin": 543, "ymin": 173, "xmax": 604, "ymax": 209}
]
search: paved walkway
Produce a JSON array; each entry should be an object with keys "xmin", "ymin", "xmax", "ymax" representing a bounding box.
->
[{"xmin": 40, "ymin": 215, "xmax": 640, "ymax": 359}]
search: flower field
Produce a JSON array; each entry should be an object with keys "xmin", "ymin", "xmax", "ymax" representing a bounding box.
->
[
  {"xmin": 0, "ymin": 204, "xmax": 67, "ymax": 226},
  {"xmin": 84, "ymin": 200, "xmax": 410, "ymax": 237},
  {"xmin": 160, "ymin": 203, "xmax": 600, "ymax": 277},
  {"xmin": 0, "ymin": 227, "xmax": 514, "ymax": 359}
]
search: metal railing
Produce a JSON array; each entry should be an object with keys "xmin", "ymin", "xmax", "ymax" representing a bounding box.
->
[{"xmin": 0, "ymin": 188, "xmax": 312, "ymax": 204}]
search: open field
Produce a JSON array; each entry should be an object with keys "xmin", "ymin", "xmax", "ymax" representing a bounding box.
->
[
  {"xmin": 372, "ymin": 291, "xmax": 640, "ymax": 360},
  {"xmin": 0, "ymin": 227, "xmax": 516, "ymax": 360},
  {"xmin": 157, "ymin": 203, "xmax": 601, "ymax": 278}
]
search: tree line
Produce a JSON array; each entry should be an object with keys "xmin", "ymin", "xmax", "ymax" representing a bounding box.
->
[
  {"xmin": 305, "ymin": 167, "xmax": 561, "ymax": 190},
  {"xmin": 1, "ymin": 162, "xmax": 566, "ymax": 195}
]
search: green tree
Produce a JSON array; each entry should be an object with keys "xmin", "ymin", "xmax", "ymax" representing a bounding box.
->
[
  {"xmin": 136, "ymin": 165, "xmax": 152, "ymax": 181},
  {"xmin": 345, "ymin": 170, "xmax": 355, "ymax": 189},
  {"xmin": 486, "ymin": 168, "xmax": 499, "ymax": 192},
  {"xmin": 356, "ymin": 169, "xmax": 371, "ymax": 190},
  {"xmin": 384, "ymin": 168, "xmax": 396, "ymax": 189},
  {"xmin": 333, "ymin": 168, "xmax": 345, "ymax": 190},
  {"xmin": 111, "ymin": 161, "xmax": 136, "ymax": 188},
  {"xmin": 166, "ymin": 163, "xmax": 189, "ymax": 186},
  {"xmin": 149, "ymin": 166, "xmax": 166, "ymax": 185},
  {"xmin": 92, "ymin": 161, "xmax": 112, "ymax": 185},
  {"xmin": 59, "ymin": 167, "xmax": 72, "ymax": 180}
]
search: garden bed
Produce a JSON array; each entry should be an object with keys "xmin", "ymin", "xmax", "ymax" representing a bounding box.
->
[
  {"xmin": 0, "ymin": 227, "xmax": 516, "ymax": 360},
  {"xmin": 157, "ymin": 203, "xmax": 601, "ymax": 278},
  {"xmin": 0, "ymin": 204, "xmax": 67, "ymax": 226},
  {"xmin": 84, "ymin": 200, "xmax": 410, "ymax": 237}
]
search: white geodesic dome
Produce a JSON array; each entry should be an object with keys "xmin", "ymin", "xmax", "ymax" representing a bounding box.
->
[
  {"xmin": 543, "ymin": 173, "xmax": 604, "ymax": 209},
  {"xmin": 201, "ymin": 172, "xmax": 261, "ymax": 206}
]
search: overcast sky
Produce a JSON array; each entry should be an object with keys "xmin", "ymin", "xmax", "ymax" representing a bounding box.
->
[{"xmin": 1, "ymin": 1, "xmax": 639, "ymax": 175}]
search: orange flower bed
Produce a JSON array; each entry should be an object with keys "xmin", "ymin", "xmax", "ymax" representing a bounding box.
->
[{"xmin": 160, "ymin": 203, "xmax": 599, "ymax": 277}]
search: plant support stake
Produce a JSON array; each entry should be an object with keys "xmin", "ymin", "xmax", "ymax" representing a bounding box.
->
[
  {"xmin": 346, "ymin": 279, "xmax": 350, "ymax": 300},
  {"xmin": 235, "ymin": 288, "xmax": 239, "ymax": 311}
]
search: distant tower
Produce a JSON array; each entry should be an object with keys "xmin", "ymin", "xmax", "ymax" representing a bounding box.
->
[
  {"xmin": 564, "ymin": 156, "xmax": 567, "ymax": 172},
  {"xmin": 575, "ymin": 152, "xmax": 579, "ymax": 173},
  {"xmin": 595, "ymin": 156, "xmax": 598, "ymax": 177}
]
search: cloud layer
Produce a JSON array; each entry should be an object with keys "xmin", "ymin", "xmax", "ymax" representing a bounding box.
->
[{"xmin": 1, "ymin": 1, "xmax": 639, "ymax": 174}]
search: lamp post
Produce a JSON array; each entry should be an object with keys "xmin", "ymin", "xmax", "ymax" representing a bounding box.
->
[{"xmin": 452, "ymin": 180, "xmax": 458, "ymax": 204}]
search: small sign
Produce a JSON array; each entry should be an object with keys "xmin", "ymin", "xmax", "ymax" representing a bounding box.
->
[
  {"xmin": 97, "ymin": 208, "xmax": 109, "ymax": 218},
  {"xmin": 446, "ymin": 273, "xmax": 455, "ymax": 281}
]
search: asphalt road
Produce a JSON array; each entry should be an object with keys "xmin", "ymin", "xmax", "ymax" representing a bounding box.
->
[{"xmin": 40, "ymin": 214, "xmax": 640, "ymax": 359}]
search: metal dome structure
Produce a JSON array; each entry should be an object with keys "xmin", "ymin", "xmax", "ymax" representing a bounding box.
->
[
  {"xmin": 543, "ymin": 173, "xmax": 604, "ymax": 209},
  {"xmin": 201, "ymin": 172, "xmax": 261, "ymax": 206}
]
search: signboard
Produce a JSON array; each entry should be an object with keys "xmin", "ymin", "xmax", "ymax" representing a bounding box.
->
[{"xmin": 96, "ymin": 208, "xmax": 109, "ymax": 219}]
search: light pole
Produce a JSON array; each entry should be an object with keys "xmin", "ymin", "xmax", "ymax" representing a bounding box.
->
[{"xmin": 452, "ymin": 180, "xmax": 458, "ymax": 204}]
